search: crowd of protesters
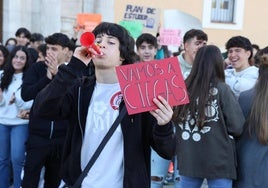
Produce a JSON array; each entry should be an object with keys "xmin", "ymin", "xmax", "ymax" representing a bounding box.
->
[{"xmin": 0, "ymin": 22, "xmax": 267, "ymax": 188}]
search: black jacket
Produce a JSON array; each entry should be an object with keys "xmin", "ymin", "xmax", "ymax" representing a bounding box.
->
[
  {"xmin": 33, "ymin": 57, "xmax": 177, "ymax": 187},
  {"xmin": 21, "ymin": 61, "xmax": 68, "ymax": 139},
  {"xmin": 176, "ymin": 83, "xmax": 244, "ymax": 180}
]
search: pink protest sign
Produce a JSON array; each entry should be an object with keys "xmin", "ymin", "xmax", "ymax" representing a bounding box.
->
[
  {"xmin": 159, "ymin": 29, "xmax": 182, "ymax": 46},
  {"xmin": 116, "ymin": 57, "xmax": 189, "ymax": 115}
]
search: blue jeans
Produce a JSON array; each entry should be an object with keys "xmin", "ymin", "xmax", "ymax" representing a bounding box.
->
[
  {"xmin": 0, "ymin": 124, "xmax": 28, "ymax": 188},
  {"xmin": 174, "ymin": 156, "xmax": 180, "ymax": 188},
  {"xmin": 151, "ymin": 149, "xmax": 170, "ymax": 188},
  {"xmin": 180, "ymin": 176, "xmax": 232, "ymax": 188}
]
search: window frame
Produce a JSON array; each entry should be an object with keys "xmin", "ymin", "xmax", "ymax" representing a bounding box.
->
[{"xmin": 202, "ymin": 0, "xmax": 245, "ymax": 30}]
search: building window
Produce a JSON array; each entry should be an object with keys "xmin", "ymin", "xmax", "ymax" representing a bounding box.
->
[
  {"xmin": 203, "ymin": 0, "xmax": 244, "ymax": 30},
  {"xmin": 211, "ymin": 0, "xmax": 234, "ymax": 23}
]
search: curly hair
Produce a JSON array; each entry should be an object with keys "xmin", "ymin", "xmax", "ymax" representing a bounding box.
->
[
  {"xmin": 226, "ymin": 36, "xmax": 253, "ymax": 60},
  {"xmin": 92, "ymin": 22, "xmax": 137, "ymax": 65}
]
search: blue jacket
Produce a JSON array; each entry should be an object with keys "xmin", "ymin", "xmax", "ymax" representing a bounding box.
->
[{"xmin": 236, "ymin": 88, "xmax": 268, "ymax": 188}]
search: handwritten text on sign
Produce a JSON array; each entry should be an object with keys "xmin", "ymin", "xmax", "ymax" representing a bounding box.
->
[
  {"xmin": 116, "ymin": 57, "xmax": 189, "ymax": 115},
  {"xmin": 123, "ymin": 4, "xmax": 160, "ymax": 33},
  {"xmin": 159, "ymin": 29, "xmax": 182, "ymax": 46}
]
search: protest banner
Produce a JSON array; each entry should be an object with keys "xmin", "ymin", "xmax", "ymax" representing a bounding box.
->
[
  {"xmin": 116, "ymin": 57, "xmax": 189, "ymax": 115},
  {"xmin": 163, "ymin": 9, "xmax": 202, "ymax": 52},
  {"xmin": 159, "ymin": 28, "xmax": 182, "ymax": 46},
  {"xmin": 119, "ymin": 20, "xmax": 143, "ymax": 38},
  {"xmin": 163, "ymin": 9, "xmax": 202, "ymax": 37},
  {"xmin": 76, "ymin": 13, "xmax": 102, "ymax": 31},
  {"xmin": 122, "ymin": 4, "xmax": 160, "ymax": 33}
]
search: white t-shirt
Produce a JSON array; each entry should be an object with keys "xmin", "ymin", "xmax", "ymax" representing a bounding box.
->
[
  {"xmin": 225, "ymin": 66, "xmax": 259, "ymax": 98},
  {"xmin": 0, "ymin": 71, "xmax": 33, "ymax": 125},
  {"xmin": 81, "ymin": 82, "xmax": 124, "ymax": 188}
]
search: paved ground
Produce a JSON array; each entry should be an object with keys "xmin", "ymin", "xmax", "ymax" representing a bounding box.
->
[
  {"xmin": 164, "ymin": 185, "xmax": 208, "ymax": 188},
  {"xmin": 9, "ymin": 180, "xmax": 209, "ymax": 188},
  {"xmin": 164, "ymin": 184, "xmax": 208, "ymax": 188},
  {"xmin": 163, "ymin": 180, "xmax": 208, "ymax": 188}
]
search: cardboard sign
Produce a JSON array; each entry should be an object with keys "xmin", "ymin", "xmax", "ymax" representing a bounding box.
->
[
  {"xmin": 122, "ymin": 4, "xmax": 160, "ymax": 33},
  {"xmin": 116, "ymin": 57, "xmax": 189, "ymax": 115},
  {"xmin": 159, "ymin": 29, "xmax": 182, "ymax": 46},
  {"xmin": 76, "ymin": 13, "xmax": 102, "ymax": 31}
]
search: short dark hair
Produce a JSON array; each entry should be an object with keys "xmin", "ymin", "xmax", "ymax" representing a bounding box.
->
[
  {"xmin": 226, "ymin": 36, "xmax": 253, "ymax": 60},
  {"xmin": 15, "ymin": 27, "xmax": 31, "ymax": 39},
  {"xmin": 30, "ymin": 33, "xmax": 44, "ymax": 42},
  {"xmin": 45, "ymin": 33, "xmax": 71, "ymax": 48},
  {"xmin": 37, "ymin": 44, "xmax": 47, "ymax": 58},
  {"xmin": 5, "ymin": 38, "xmax": 17, "ymax": 46},
  {"xmin": 135, "ymin": 33, "xmax": 157, "ymax": 49},
  {"xmin": 252, "ymin": 44, "xmax": 260, "ymax": 51},
  {"xmin": 183, "ymin": 29, "xmax": 208, "ymax": 43},
  {"xmin": 68, "ymin": 41, "xmax": 76, "ymax": 52}
]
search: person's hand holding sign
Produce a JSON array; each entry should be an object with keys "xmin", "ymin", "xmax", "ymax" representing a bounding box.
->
[{"xmin": 150, "ymin": 95, "xmax": 173, "ymax": 126}]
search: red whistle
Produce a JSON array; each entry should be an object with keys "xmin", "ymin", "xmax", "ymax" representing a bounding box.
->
[{"xmin": 80, "ymin": 32, "xmax": 101, "ymax": 55}]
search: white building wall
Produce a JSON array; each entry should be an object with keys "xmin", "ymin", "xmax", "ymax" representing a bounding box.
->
[
  {"xmin": 61, "ymin": 0, "xmax": 82, "ymax": 37},
  {"xmin": 39, "ymin": 0, "xmax": 61, "ymax": 36},
  {"xmin": 3, "ymin": 0, "xmax": 32, "ymax": 42},
  {"xmin": 2, "ymin": 0, "xmax": 61, "ymax": 43},
  {"xmin": 95, "ymin": 0, "xmax": 114, "ymax": 22},
  {"xmin": 2, "ymin": 0, "xmax": 114, "ymax": 43},
  {"xmin": 61, "ymin": 0, "xmax": 115, "ymax": 38}
]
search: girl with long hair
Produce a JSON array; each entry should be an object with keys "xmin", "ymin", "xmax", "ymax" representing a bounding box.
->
[
  {"xmin": 0, "ymin": 45, "xmax": 9, "ymax": 70},
  {"xmin": 236, "ymin": 52, "xmax": 268, "ymax": 188},
  {"xmin": 173, "ymin": 45, "xmax": 245, "ymax": 188},
  {"xmin": 0, "ymin": 46, "xmax": 33, "ymax": 188}
]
